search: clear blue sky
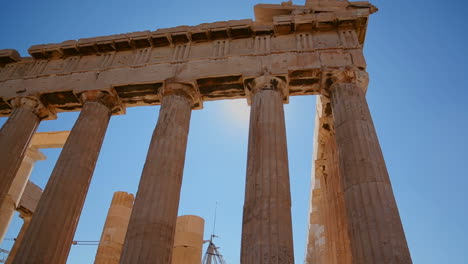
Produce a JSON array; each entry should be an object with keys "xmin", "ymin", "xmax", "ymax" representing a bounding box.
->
[{"xmin": 1, "ymin": 0, "xmax": 467, "ymax": 263}]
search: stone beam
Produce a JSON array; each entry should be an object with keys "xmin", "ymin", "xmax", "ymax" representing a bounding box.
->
[
  {"xmin": 17, "ymin": 181, "xmax": 42, "ymax": 215},
  {"xmin": 4, "ymin": 182, "xmax": 42, "ymax": 264},
  {"xmin": 30, "ymin": 131, "xmax": 71, "ymax": 149},
  {"xmin": 0, "ymin": 3, "xmax": 375, "ymax": 117},
  {"xmin": 0, "ymin": 149, "xmax": 44, "ymax": 243}
]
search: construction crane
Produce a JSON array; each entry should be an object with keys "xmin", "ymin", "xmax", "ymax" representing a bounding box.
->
[
  {"xmin": 202, "ymin": 202, "xmax": 226, "ymax": 264},
  {"xmin": 202, "ymin": 234, "xmax": 226, "ymax": 264}
]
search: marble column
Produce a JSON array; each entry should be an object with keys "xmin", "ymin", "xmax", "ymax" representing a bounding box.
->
[
  {"xmin": 13, "ymin": 91, "xmax": 117, "ymax": 264},
  {"xmin": 171, "ymin": 215, "xmax": 205, "ymax": 264},
  {"xmin": 241, "ymin": 76, "xmax": 294, "ymax": 264},
  {"xmin": 321, "ymin": 131, "xmax": 352, "ymax": 264},
  {"xmin": 0, "ymin": 97, "xmax": 49, "ymax": 210},
  {"xmin": 5, "ymin": 213, "xmax": 32, "ymax": 264},
  {"xmin": 94, "ymin": 192, "xmax": 134, "ymax": 264},
  {"xmin": 120, "ymin": 83, "xmax": 194, "ymax": 264},
  {"xmin": 0, "ymin": 147, "xmax": 45, "ymax": 243},
  {"xmin": 330, "ymin": 80, "xmax": 412, "ymax": 263}
]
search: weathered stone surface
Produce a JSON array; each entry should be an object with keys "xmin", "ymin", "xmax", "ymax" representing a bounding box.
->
[
  {"xmin": 305, "ymin": 95, "xmax": 352, "ymax": 264},
  {"xmin": 0, "ymin": 97, "xmax": 47, "ymax": 223},
  {"xmin": 329, "ymin": 81, "xmax": 412, "ymax": 263},
  {"xmin": 5, "ymin": 213, "xmax": 32, "ymax": 264},
  {"xmin": 320, "ymin": 125, "xmax": 351, "ymax": 263},
  {"xmin": 120, "ymin": 83, "xmax": 193, "ymax": 264},
  {"xmin": 3, "ymin": 181, "xmax": 42, "ymax": 264},
  {"xmin": 13, "ymin": 93, "xmax": 115, "ymax": 264},
  {"xmin": 0, "ymin": 149, "xmax": 44, "ymax": 244},
  {"xmin": 0, "ymin": 49, "xmax": 21, "ymax": 67},
  {"xmin": 0, "ymin": 194, "xmax": 15, "ymax": 245},
  {"xmin": 0, "ymin": 3, "xmax": 374, "ymax": 117},
  {"xmin": 0, "ymin": 128, "xmax": 67, "ymax": 245},
  {"xmin": 0, "ymin": 3, "xmax": 413, "ymax": 264},
  {"xmin": 17, "ymin": 181, "xmax": 42, "ymax": 215},
  {"xmin": 95, "ymin": 192, "xmax": 134, "ymax": 264},
  {"xmin": 241, "ymin": 76, "xmax": 294, "ymax": 264},
  {"xmin": 171, "ymin": 215, "xmax": 205, "ymax": 264}
]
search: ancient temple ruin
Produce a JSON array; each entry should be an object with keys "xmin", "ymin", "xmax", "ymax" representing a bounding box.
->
[{"xmin": 0, "ymin": 0, "xmax": 413, "ymax": 263}]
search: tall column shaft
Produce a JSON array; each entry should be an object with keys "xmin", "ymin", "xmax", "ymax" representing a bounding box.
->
[
  {"xmin": 171, "ymin": 215, "xmax": 205, "ymax": 264},
  {"xmin": 94, "ymin": 192, "xmax": 134, "ymax": 264},
  {"xmin": 120, "ymin": 84, "xmax": 194, "ymax": 264},
  {"xmin": 241, "ymin": 76, "xmax": 294, "ymax": 264},
  {"xmin": 321, "ymin": 132, "xmax": 352, "ymax": 264},
  {"xmin": 0, "ymin": 195, "xmax": 15, "ymax": 243},
  {"xmin": 5, "ymin": 214, "xmax": 32, "ymax": 264},
  {"xmin": 13, "ymin": 94, "xmax": 114, "ymax": 264},
  {"xmin": 0, "ymin": 98, "xmax": 46, "ymax": 208},
  {"xmin": 330, "ymin": 82, "xmax": 412, "ymax": 263}
]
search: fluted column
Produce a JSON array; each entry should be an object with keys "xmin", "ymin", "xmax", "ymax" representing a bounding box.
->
[
  {"xmin": 0, "ymin": 97, "xmax": 50, "ymax": 210},
  {"xmin": 241, "ymin": 76, "xmax": 294, "ymax": 264},
  {"xmin": 171, "ymin": 215, "xmax": 205, "ymax": 264},
  {"xmin": 13, "ymin": 91, "xmax": 118, "ymax": 264},
  {"xmin": 5, "ymin": 213, "xmax": 32, "ymax": 264},
  {"xmin": 329, "ymin": 77, "xmax": 412, "ymax": 263},
  {"xmin": 120, "ymin": 83, "xmax": 195, "ymax": 264},
  {"xmin": 0, "ymin": 147, "xmax": 45, "ymax": 243},
  {"xmin": 94, "ymin": 192, "xmax": 134, "ymax": 264}
]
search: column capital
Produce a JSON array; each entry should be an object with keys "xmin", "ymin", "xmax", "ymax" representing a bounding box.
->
[
  {"xmin": 247, "ymin": 75, "xmax": 287, "ymax": 95},
  {"xmin": 245, "ymin": 75, "xmax": 288, "ymax": 105},
  {"xmin": 8, "ymin": 97, "xmax": 55, "ymax": 120},
  {"xmin": 79, "ymin": 90, "xmax": 123, "ymax": 114},
  {"xmin": 324, "ymin": 69, "xmax": 369, "ymax": 94},
  {"xmin": 161, "ymin": 82, "xmax": 201, "ymax": 109}
]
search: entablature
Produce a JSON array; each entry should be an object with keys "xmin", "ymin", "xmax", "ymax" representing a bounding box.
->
[
  {"xmin": 0, "ymin": 1, "xmax": 375, "ymax": 117},
  {"xmin": 1, "ymin": 2, "xmax": 374, "ymax": 62}
]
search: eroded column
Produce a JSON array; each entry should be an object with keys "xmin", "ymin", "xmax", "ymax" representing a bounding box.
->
[
  {"xmin": 241, "ymin": 76, "xmax": 294, "ymax": 264},
  {"xmin": 0, "ymin": 97, "xmax": 50, "ymax": 209},
  {"xmin": 120, "ymin": 83, "xmax": 195, "ymax": 264},
  {"xmin": 13, "ymin": 91, "xmax": 117, "ymax": 264},
  {"xmin": 0, "ymin": 148, "xmax": 45, "ymax": 243},
  {"xmin": 329, "ymin": 72, "xmax": 412, "ymax": 263},
  {"xmin": 94, "ymin": 191, "xmax": 134, "ymax": 264},
  {"xmin": 171, "ymin": 215, "xmax": 205, "ymax": 264}
]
